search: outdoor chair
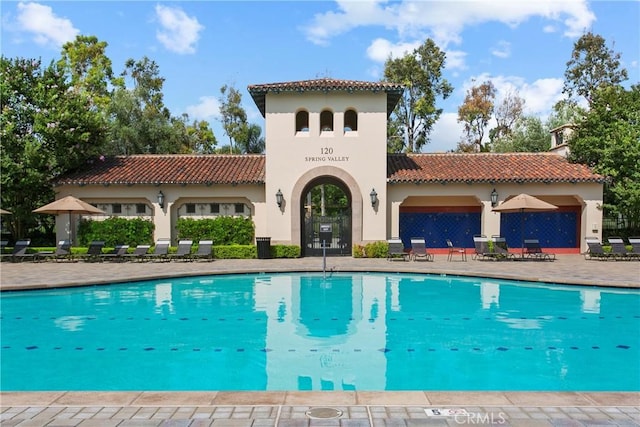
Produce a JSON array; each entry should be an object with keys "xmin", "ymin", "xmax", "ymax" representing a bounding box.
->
[
  {"xmin": 193, "ymin": 240, "xmax": 214, "ymax": 261},
  {"xmin": 169, "ymin": 239, "xmax": 194, "ymax": 261},
  {"xmin": 446, "ymin": 239, "xmax": 467, "ymax": 261},
  {"xmin": 100, "ymin": 244, "xmax": 130, "ymax": 262},
  {"xmin": 584, "ymin": 238, "xmax": 617, "ymax": 261},
  {"xmin": 0, "ymin": 240, "xmax": 8, "ymax": 254},
  {"xmin": 473, "ymin": 236, "xmax": 501, "ymax": 261},
  {"xmin": 492, "ymin": 237, "xmax": 516, "ymax": 260},
  {"xmin": 387, "ymin": 238, "xmax": 409, "ymax": 261},
  {"xmin": 122, "ymin": 244, "xmax": 151, "ymax": 262},
  {"xmin": 4, "ymin": 239, "xmax": 34, "ymax": 262},
  {"xmin": 607, "ymin": 237, "xmax": 639, "ymax": 260},
  {"xmin": 410, "ymin": 237, "xmax": 433, "ymax": 261},
  {"xmin": 144, "ymin": 239, "xmax": 171, "ymax": 262},
  {"xmin": 628, "ymin": 237, "xmax": 640, "ymax": 258},
  {"xmin": 80, "ymin": 241, "xmax": 106, "ymax": 262},
  {"xmin": 523, "ymin": 239, "xmax": 555, "ymax": 261},
  {"xmin": 34, "ymin": 239, "xmax": 73, "ymax": 262}
]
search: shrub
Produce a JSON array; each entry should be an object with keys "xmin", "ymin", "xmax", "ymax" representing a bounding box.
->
[
  {"xmin": 176, "ymin": 217, "xmax": 254, "ymax": 245},
  {"xmin": 352, "ymin": 244, "xmax": 365, "ymax": 258},
  {"xmin": 364, "ymin": 241, "xmax": 388, "ymax": 258},
  {"xmin": 78, "ymin": 217, "xmax": 154, "ymax": 247}
]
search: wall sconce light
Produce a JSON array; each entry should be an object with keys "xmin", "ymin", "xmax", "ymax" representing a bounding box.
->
[
  {"xmin": 157, "ymin": 190, "xmax": 165, "ymax": 209},
  {"xmin": 370, "ymin": 188, "xmax": 378, "ymax": 207},
  {"xmin": 490, "ymin": 188, "xmax": 498, "ymax": 207},
  {"xmin": 275, "ymin": 189, "xmax": 284, "ymax": 208}
]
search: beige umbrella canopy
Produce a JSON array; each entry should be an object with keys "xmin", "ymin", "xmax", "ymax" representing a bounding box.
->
[
  {"xmin": 33, "ymin": 196, "xmax": 105, "ymax": 243},
  {"xmin": 492, "ymin": 194, "xmax": 558, "ymax": 256},
  {"xmin": 492, "ymin": 193, "xmax": 558, "ymax": 213},
  {"xmin": 0, "ymin": 208, "xmax": 11, "ymax": 214}
]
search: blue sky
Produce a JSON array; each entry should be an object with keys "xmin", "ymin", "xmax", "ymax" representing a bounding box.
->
[{"xmin": 2, "ymin": 1, "xmax": 638, "ymax": 152}]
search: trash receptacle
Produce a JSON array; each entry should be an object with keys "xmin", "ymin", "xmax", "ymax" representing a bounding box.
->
[{"xmin": 256, "ymin": 237, "xmax": 271, "ymax": 259}]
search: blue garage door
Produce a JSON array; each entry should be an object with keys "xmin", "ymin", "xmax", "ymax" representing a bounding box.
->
[
  {"xmin": 500, "ymin": 208, "xmax": 579, "ymax": 249},
  {"xmin": 399, "ymin": 208, "xmax": 481, "ymax": 249}
]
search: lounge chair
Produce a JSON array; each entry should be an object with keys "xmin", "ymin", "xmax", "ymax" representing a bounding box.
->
[
  {"xmin": 34, "ymin": 239, "xmax": 73, "ymax": 262},
  {"xmin": 492, "ymin": 237, "xmax": 516, "ymax": 260},
  {"xmin": 629, "ymin": 237, "xmax": 640, "ymax": 258},
  {"xmin": 80, "ymin": 240, "xmax": 106, "ymax": 262},
  {"xmin": 122, "ymin": 244, "xmax": 151, "ymax": 262},
  {"xmin": 607, "ymin": 237, "xmax": 639, "ymax": 260},
  {"xmin": 410, "ymin": 237, "xmax": 433, "ymax": 261},
  {"xmin": 387, "ymin": 238, "xmax": 409, "ymax": 261},
  {"xmin": 446, "ymin": 239, "xmax": 467, "ymax": 261},
  {"xmin": 193, "ymin": 240, "xmax": 214, "ymax": 261},
  {"xmin": 1, "ymin": 240, "xmax": 8, "ymax": 254},
  {"xmin": 144, "ymin": 239, "xmax": 171, "ymax": 262},
  {"xmin": 3, "ymin": 239, "xmax": 34, "ymax": 262},
  {"xmin": 523, "ymin": 239, "xmax": 555, "ymax": 261},
  {"xmin": 584, "ymin": 238, "xmax": 617, "ymax": 261},
  {"xmin": 169, "ymin": 239, "xmax": 194, "ymax": 261},
  {"xmin": 472, "ymin": 236, "xmax": 500, "ymax": 261},
  {"xmin": 100, "ymin": 244, "xmax": 130, "ymax": 262}
]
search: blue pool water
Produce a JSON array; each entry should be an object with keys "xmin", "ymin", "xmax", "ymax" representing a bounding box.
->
[{"xmin": 1, "ymin": 272, "xmax": 639, "ymax": 391}]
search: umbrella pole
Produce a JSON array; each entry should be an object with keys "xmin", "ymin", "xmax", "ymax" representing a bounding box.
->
[{"xmin": 520, "ymin": 209, "xmax": 524, "ymax": 258}]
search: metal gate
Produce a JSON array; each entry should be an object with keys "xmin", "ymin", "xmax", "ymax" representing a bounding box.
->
[{"xmin": 303, "ymin": 214, "xmax": 351, "ymax": 256}]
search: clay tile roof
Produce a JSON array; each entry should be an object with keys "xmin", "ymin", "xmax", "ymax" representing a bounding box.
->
[
  {"xmin": 248, "ymin": 78, "xmax": 404, "ymax": 117},
  {"xmin": 55, "ymin": 155, "xmax": 265, "ymax": 186},
  {"xmin": 387, "ymin": 153, "xmax": 605, "ymax": 184}
]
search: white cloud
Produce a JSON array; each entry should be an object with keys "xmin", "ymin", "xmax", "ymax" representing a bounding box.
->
[
  {"xmin": 185, "ymin": 96, "xmax": 220, "ymax": 121},
  {"xmin": 15, "ymin": 2, "xmax": 79, "ymax": 48},
  {"xmin": 426, "ymin": 112, "xmax": 464, "ymax": 153},
  {"xmin": 303, "ymin": 0, "xmax": 596, "ymax": 47},
  {"xmin": 461, "ymin": 73, "xmax": 565, "ymax": 118},
  {"xmin": 490, "ymin": 41, "xmax": 511, "ymax": 59},
  {"xmin": 366, "ymin": 38, "xmax": 420, "ymax": 62},
  {"xmin": 155, "ymin": 5, "xmax": 204, "ymax": 55},
  {"xmin": 446, "ymin": 50, "xmax": 467, "ymax": 70}
]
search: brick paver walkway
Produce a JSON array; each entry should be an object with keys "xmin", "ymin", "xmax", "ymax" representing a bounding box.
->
[{"xmin": 1, "ymin": 255, "xmax": 639, "ymax": 426}]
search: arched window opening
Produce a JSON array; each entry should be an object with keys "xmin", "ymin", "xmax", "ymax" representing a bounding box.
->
[
  {"xmin": 320, "ymin": 110, "xmax": 334, "ymax": 132},
  {"xmin": 296, "ymin": 110, "xmax": 309, "ymax": 133},
  {"xmin": 344, "ymin": 109, "xmax": 358, "ymax": 132}
]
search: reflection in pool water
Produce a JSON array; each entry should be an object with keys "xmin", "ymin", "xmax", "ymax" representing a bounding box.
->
[{"xmin": 1, "ymin": 272, "xmax": 638, "ymax": 391}]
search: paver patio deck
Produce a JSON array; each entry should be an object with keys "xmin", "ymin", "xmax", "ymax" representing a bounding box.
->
[{"xmin": 1, "ymin": 254, "xmax": 639, "ymax": 426}]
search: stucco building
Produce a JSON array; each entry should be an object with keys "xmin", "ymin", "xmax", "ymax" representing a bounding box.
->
[{"xmin": 54, "ymin": 78, "xmax": 605, "ymax": 254}]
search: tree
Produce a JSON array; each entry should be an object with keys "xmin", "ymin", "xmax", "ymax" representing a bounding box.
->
[
  {"xmin": 492, "ymin": 116, "xmax": 550, "ymax": 153},
  {"xmin": 106, "ymin": 56, "xmax": 188, "ymax": 154},
  {"xmin": 384, "ymin": 38, "xmax": 453, "ymax": 153},
  {"xmin": 239, "ymin": 123, "xmax": 265, "ymax": 154},
  {"xmin": 568, "ymin": 84, "xmax": 640, "ymax": 233},
  {"xmin": 219, "ymin": 84, "xmax": 247, "ymax": 154},
  {"xmin": 489, "ymin": 89, "xmax": 525, "ymax": 145},
  {"xmin": 563, "ymin": 32, "xmax": 628, "ymax": 106},
  {"xmin": 0, "ymin": 56, "xmax": 106, "ymax": 240},
  {"xmin": 457, "ymin": 81, "xmax": 496, "ymax": 152},
  {"xmin": 57, "ymin": 35, "xmax": 116, "ymax": 110}
]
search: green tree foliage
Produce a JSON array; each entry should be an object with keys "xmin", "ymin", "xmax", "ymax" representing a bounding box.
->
[
  {"xmin": 219, "ymin": 84, "xmax": 247, "ymax": 154},
  {"xmin": 57, "ymin": 35, "xmax": 116, "ymax": 110},
  {"xmin": 568, "ymin": 84, "xmax": 640, "ymax": 233},
  {"xmin": 457, "ymin": 81, "xmax": 496, "ymax": 152},
  {"xmin": 1, "ymin": 56, "xmax": 106, "ymax": 239},
  {"xmin": 492, "ymin": 116, "xmax": 550, "ymax": 153},
  {"xmin": 105, "ymin": 57, "xmax": 175, "ymax": 154},
  {"xmin": 384, "ymin": 39, "xmax": 453, "ymax": 153},
  {"xmin": 563, "ymin": 31, "xmax": 628, "ymax": 106}
]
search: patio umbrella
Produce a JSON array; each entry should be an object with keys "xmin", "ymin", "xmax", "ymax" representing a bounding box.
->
[
  {"xmin": 0, "ymin": 208, "xmax": 11, "ymax": 214},
  {"xmin": 33, "ymin": 195, "xmax": 105, "ymax": 243},
  {"xmin": 492, "ymin": 193, "xmax": 558, "ymax": 257}
]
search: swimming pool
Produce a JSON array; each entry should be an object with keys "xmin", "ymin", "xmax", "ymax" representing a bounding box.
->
[{"xmin": 1, "ymin": 272, "xmax": 638, "ymax": 391}]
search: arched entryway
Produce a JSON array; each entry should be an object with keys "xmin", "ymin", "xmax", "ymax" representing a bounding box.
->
[{"xmin": 300, "ymin": 177, "xmax": 352, "ymax": 256}]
